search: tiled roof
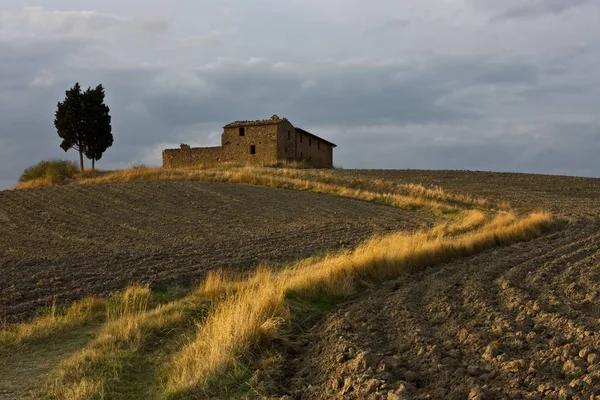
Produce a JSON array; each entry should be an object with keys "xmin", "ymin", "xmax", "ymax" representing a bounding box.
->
[{"xmin": 223, "ymin": 114, "xmax": 288, "ymax": 128}]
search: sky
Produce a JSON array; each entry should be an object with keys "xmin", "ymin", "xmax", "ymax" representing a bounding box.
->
[{"xmin": 1, "ymin": 0, "xmax": 599, "ymax": 189}]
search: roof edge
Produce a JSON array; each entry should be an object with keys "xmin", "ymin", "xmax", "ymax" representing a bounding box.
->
[{"xmin": 295, "ymin": 127, "xmax": 337, "ymax": 147}]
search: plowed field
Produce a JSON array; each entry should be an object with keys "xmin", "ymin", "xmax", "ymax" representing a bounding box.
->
[
  {"xmin": 0, "ymin": 181, "xmax": 430, "ymax": 323},
  {"xmin": 259, "ymin": 170, "xmax": 600, "ymax": 399}
]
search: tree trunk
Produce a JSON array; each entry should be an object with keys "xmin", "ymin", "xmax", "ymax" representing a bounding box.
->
[
  {"xmin": 79, "ymin": 149, "xmax": 84, "ymax": 172},
  {"xmin": 92, "ymin": 158, "xmax": 95, "ymax": 170}
]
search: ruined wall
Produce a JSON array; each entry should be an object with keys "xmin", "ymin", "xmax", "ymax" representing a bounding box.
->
[
  {"xmin": 294, "ymin": 130, "xmax": 334, "ymax": 168},
  {"xmin": 221, "ymin": 124, "xmax": 278, "ymax": 165},
  {"xmin": 162, "ymin": 146, "xmax": 223, "ymax": 168}
]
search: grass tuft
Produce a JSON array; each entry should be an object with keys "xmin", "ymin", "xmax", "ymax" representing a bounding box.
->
[{"xmin": 17, "ymin": 160, "xmax": 79, "ymax": 187}]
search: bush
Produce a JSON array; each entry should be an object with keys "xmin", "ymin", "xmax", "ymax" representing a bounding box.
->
[{"xmin": 19, "ymin": 160, "xmax": 79, "ymax": 184}]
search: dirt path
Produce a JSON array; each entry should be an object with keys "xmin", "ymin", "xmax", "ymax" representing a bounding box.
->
[
  {"xmin": 0, "ymin": 323, "xmax": 100, "ymax": 399},
  {"xmin": 0, "ymin": 181, "xmax": 431, "ymax": 323}
]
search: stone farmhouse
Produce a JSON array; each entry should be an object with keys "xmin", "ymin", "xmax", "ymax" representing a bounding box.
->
[{"xmin": 162, "ymin": 115, "xmax": 336, "ymax": 169}]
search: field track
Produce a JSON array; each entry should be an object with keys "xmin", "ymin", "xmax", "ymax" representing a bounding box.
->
[{"xmin": 0, "ymin": 181, "xmax": 429, "ymax": 322}]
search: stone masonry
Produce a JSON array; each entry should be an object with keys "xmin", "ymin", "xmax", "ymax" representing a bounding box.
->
[{"xmin": 162, "ymin": 115, "xmax": 336, "ymax": 168}]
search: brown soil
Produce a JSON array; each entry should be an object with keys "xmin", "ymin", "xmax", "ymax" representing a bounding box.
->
[
  {"xmin": 257, "ymin": 171, "xmax": 600, "ymax": 400},
  {"xmin": 0, "ymin": 181, "xmax": 430, "ymax": 323}
]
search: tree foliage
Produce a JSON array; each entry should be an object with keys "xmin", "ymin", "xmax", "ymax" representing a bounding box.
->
[
  {"xmin": 54, "ymin": 83, "xmax": 113, "ymax": 171},
  {"xmin": 82, "ymin": 85, "xmax": 113, "ymax": 170}
]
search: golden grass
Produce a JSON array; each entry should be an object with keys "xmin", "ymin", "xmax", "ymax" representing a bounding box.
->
[
  {"xmin": 12, "ymin": 176, "xmax": 56, "ymax": 190},
  {"xmin": 163, "ymin": 211, "xmax": 553, "ymax": 396},
  {"xmin": 0, "ymin": 297, "xmax": 106, "ymax": 346},
  {"xmin": 106, "ymin": 283, "xmax": 151, "ymax": 320},
  {"xmin": 43, "ymin": 286, "xmax": 195, "ymax": 400}
]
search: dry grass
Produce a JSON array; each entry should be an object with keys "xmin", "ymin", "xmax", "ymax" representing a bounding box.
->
[
  {"xmin": 0, "ymin": 285, "xmax": 152, "ymax": 347},
  {"xmin": 163, "ymin": 211, "xmax": 553, "ymax": 397},
  {"xmin": 0, "ymin": 297, "xmax": 106, "ymax": 346},
  {"xmin": 42, "ymin": 285, "xmax": 196, "ymax": 400},
  {"xmin": 13, "ymin": 176, "xmax": 56, "ymax": 190},
  {"xmin": 106, "ymin": 283, "xmax": 151, "ymax": 320}
]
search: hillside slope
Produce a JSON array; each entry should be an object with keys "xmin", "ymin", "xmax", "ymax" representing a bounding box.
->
[
  {"xmin": 1, "ymin": 169, "xmax": 597, "ymax": 399},
  {"xmin": 0, "ymin": 181, "xmax": 431, "ymax": 322}
]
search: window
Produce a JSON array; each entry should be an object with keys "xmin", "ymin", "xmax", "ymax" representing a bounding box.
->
[
  {"xmin": 288, "ymin": 131, "xmax": 291, "ymax": 140},
  {"xmin": 318, "ymin": 141, "xmax": 321, "ymax": 150},
  {"xmin": 309, "ymin": 138, "xmax": 312, "ymax": 147},
  {"xmin": 250, "ymin": 145, "xmax": 256, "ymax": 155},
  {"xmin": 300, "ymin": 133, "xmax": 303, "ymax": 143},
  {"xmin": 239, "ymin": 127, "xmax": 245, "ymax": 136},
  {"xmin": 300, "ymin": 151, "xmax": 303, "ymax": 158}
]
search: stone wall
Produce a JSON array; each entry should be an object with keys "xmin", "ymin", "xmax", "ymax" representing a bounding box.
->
[
  {"xmin": 277, "ymin": 120, "xmax": 297, "ymax": 162},
  {"xmin": 162, "ymin": 146, "xmax": 223, "ymax": 168},
  {"xmin": 221, "ymin": 124, "xmax": 278, "ymax": 165},
  {"xmin": 295, "ymin": 129, "xmax": 334, "ymax": 168}
]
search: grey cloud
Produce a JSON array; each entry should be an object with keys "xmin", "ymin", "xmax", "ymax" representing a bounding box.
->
[
  {"xmin": 334, "ymin": 120, "xmax": 600, "ymax": 177},
  {"xmin": 2, "ymin": 7, "xmax": 170, "ymax": 37},
  {"xmin": 364, "ymin": 19, "xmax": 409, "ymax": 35},
  {"xmin": 477, "ymin": 0, "xmax": 592, "ymax": 20}
]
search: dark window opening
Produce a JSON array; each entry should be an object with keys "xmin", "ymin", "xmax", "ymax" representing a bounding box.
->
[
  {"xmin": 300, "ymin": 134, "xmax": 303, "ymax": 143},
  {"xmin": 300, "ymin": 151, "xmax": 303, "ymax": 159},
  {"xmin": 288, "ymin": 131, "xmax": 291, "ymax": 140},
  {"xmin": 309, "ymin": 138, "xmax": 312, "ymax": 147},
  {"xmin": 239, "ymin": 127, "xmax": 245, "ymax": 136},
  {"xmin": 318, "ymin": 141, "xmax": 321, "ymax": 150},
  {"xmin": 250, "ymin": 145, "xmax": 256, "ymax": 155},
  {"xmin": 216, "ymin": 157, "xmax": 220, "ymax": 161}
]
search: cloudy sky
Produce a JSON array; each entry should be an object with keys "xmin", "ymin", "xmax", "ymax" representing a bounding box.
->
[{"xmin": 1, "ymin": 1, "xmax": 599, "ymax": 189}]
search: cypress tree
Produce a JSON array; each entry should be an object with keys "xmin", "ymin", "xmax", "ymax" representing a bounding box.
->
[
  {"xmin": 55, "ymin": 83, "xmax": 86, "ymax": 171},
  {"xmin": 83, "ymin": 84, "xmax": 113, "ymax": 170}
]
